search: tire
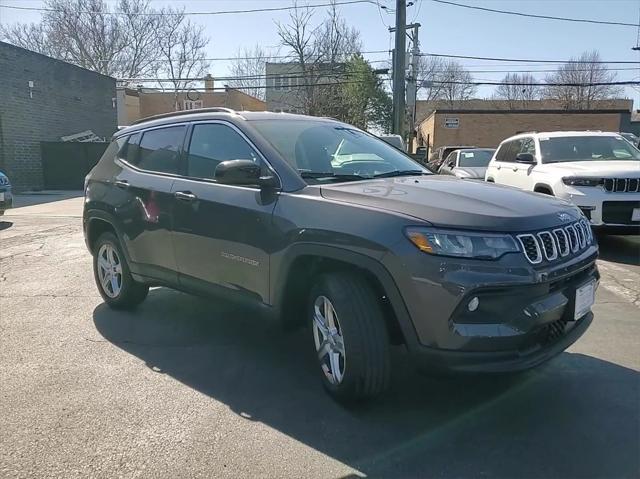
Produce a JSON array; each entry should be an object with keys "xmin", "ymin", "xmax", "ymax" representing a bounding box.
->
[
  {"xmin": 308, "ymin": 272, "xmax": 391, "ymax": 403},
  {"xmin": 93, "ymin": 232, "xmax": 148, "ymax": 309}
]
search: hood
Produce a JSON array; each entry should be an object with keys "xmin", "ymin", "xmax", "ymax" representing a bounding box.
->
[
  {"xmin": 453, "ymin": 166, "xmax": 487, "ymax": 179},
  {"xmin": 320, "ymin": 175, "xmax": 581, "ymax": 232},
  {"xmin": 539, "ymin": 160, "xmax": 640, "ymax": 176}
]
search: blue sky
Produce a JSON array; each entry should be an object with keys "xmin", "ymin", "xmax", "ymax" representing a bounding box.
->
[{"xmin": 1, "ymin": 0, "xmax": 639, "ymax": 104}]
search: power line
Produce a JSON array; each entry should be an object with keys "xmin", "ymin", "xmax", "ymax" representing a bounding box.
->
[
  {"xmin": 0, "ymin": 0, "xmax": 376, "ymax": 16},
  {"xmin": 419, "ymin": 52, "xmax": 640, "ymax": 65},
  {"xmin": 430, "ymin": 0, "xmax": 639, "ymax": 28}
]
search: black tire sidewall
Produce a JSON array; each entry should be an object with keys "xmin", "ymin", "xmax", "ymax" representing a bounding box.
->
[{"xmin": 93, "ymin": 232, "xmax": 146, "ymax": 309}]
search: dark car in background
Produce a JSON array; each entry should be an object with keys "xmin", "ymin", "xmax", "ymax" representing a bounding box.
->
[
  {"xmin": 427, "ymin": 145, "xmax": 476, "ymax": 172},
  {"xmin": 438, "ymin": 148, "xmax": 496, "ymax": 180},
  {"xmin": 83, "ymin": 109, "xmax": 598, "ymax": 403},
  {"xmin": 0, "ymin": 171, "xmax": 12, "ymax": 215}
]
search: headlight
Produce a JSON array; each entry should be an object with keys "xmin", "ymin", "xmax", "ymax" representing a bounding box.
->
[
  {"xmin": 405, "ymin": 227, "xmax": 519, "ymax": 259},
  {"xmin": 562, "ymin": 177, "xmax": 603, "ymax": 187}
]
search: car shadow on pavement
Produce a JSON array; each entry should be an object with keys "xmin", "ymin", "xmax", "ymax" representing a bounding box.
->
[
  {"xmin": 0, "ymin": 220, "xmax": 13, "ymax": 231},
  {"xmin": 596, "ymin": 234, "xmax": 640, "ymax": 266},
  {"xmin": 93, "ymin": 288, "xmax": 640, "ymax": 478}
]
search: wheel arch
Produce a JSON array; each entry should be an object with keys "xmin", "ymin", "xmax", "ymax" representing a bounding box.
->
[
  {"xmin": 533, "ymin": 183, "xmax": 554, "ymax": 195},
  {"xmin": 272, "ymin": 245, "xmax": 415, "ymax": 346}
]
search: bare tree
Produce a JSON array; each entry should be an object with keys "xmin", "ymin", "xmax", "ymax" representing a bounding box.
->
[
  {"xmin": 493, "ymin": 73, "xmax": 541, "ymax": 108},
  {"xmin": 416, "ymin": 55, "xmax": 446, "ymax": 101},
  {"xmin": 434, "ymin": 60, "xmax": 477, "ymax": 106},
  {"xmin": 275, "ymin": 1, "xmax": 361, "ymax": 116},
  {"xmin": 1, "ymin": 0, "xmax": 209, "ymax": 84},
  {"xmin": 543, "ymin": 50, "xmax": 623, "ymax": 109},
  {"xmin": 155, "ymin": 8, "xmax": 209, "ymax": 100},
  {"xmin": 227, "ymin": 45, "xmax": 274, "ymax": 101}
]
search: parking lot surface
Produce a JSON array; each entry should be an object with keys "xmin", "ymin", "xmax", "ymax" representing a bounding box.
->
[{"xmin": 1, "ymin": 193, "xmax": 639, "ymax": 478}]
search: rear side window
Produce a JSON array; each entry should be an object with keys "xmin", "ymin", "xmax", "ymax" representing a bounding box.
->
[
  {"xmin": 135, "ymin": 126, "xmax": 186, "ymax": 174},
  {"xmin": 496, "ymin": 139, "xmax": 523, "ymax": 162},
  {"xmin": 186, "ymin": 123, "xmax": 259, "ymax": 179}
]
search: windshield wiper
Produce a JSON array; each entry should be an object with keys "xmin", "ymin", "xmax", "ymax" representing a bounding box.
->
[
  {"xmin": 299, "ymin": 171, "xmax": 368, "ymax": 181},
  {"xmin": 373, "ymin": 170, "xmax": 428, "ymax": 178}
]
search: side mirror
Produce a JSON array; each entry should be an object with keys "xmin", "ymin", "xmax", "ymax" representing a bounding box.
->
[
  {"xmin": 214, "ymin": 159, "xmax": 277, "ymax": 188},
  {"xmin": 515, "ymin": 152, "xmax": 536, "ymax": 164}
]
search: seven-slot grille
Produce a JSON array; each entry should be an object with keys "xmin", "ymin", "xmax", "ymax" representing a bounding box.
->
[
  {"xmin": 603, "ymin": 178, "xmax": 640, "ymax": 193},
  {"xmin": 517, "ymin": 220, "xmax": 592, "ymax": 264}
]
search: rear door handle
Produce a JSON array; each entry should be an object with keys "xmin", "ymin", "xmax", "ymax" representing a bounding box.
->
[
  {"xmin": 174, "ymin": 191, "xmax": 197, "ymax": 202},
  {"xmin": 114, "ymin": 180, "xmax": 129, "ymax": 189}
]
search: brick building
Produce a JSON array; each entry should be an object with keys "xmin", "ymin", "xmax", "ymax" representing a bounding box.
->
[
  {"xmin": 0, "ymin": 41, "xmax": 117, "ymax": 190},
  {"xmin": 416, "ymin": 108, "xmax": 636, "ymax": 154},
  {"xmin": 117, "ymin": 75, "xmax": 266, "ymax": 125}
]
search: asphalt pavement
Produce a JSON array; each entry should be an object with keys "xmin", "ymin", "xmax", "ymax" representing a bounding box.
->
[{"xmin": 1, "ymin": 192, "xmax": 638, "ymax": 478}]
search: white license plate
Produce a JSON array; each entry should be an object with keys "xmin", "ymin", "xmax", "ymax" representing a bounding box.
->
[
  {"xmin": 632, "ymin": 208, "xmax": 640, "ymax": 222},
  {"xmin": 0, "ymin": 192, "xmax": 4, "ymax": 202},
  {"xmin": 574, "ymin": 280, "xmax": 596, "ymax": 320}
]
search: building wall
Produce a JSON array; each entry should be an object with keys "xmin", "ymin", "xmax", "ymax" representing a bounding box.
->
[
  {"xmin": 265, "ymin": 63, "xmax": 307, "ymax": 113},
  {"xmin": 417, "ymin": 111, "xmax": 625, "ymax": 152},
  {"xmin": 126, "ymin": 89, "xmax": 265, "ymax": 124},
  {"xmin": 415, "ymin": 99, "xmax": 633, "ymax": 125},
  {"xmin": 0, "ymin": 42, "xmax": 117, "ymax": 190}
]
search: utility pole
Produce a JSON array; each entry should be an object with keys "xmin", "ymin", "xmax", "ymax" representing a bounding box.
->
[
  {"xmin": 391, "ymin": 0, "xmax": 406, "ymax": 136},
  {"xmin": 406, "ymin": 23, "xmax": 420, "ymax": 151}
]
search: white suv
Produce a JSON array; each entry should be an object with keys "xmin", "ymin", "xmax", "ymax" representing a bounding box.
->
[{"xmin": 485, "ymin": 131, "xmax": 640, "ymax": 233}]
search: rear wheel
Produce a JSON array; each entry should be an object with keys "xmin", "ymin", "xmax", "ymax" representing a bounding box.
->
[
  {"xmin": 93, "ymin": 232, "xmax": 148, "ymax": 309},
  {"xmin": 309, "ymin": 272, "xmax": 391, "ymax": 403}
]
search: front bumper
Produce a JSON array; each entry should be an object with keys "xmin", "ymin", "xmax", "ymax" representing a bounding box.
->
[
  {"xmin": 563, "ymin": 187, "xmax": 640, "ymax": 228},
  {"xmin": 0, "ymin": 187, "xmax": 12, "ymax": 211},
  {"xmin": 383, "ymin": 242, "xmax": 599, "ymax": 372}
]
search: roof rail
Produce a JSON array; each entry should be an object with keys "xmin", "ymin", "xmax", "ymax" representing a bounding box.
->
[{"xmin": 132, "ymin": 107, "xmax": 236, "ymax": 125}]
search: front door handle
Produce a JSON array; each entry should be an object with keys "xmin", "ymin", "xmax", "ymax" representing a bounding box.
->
[
  {"xmin": 174, "ymin": 191, "xmax": 197, "ymax": 202},
  {"xmin": 115, "ymin": 180, "xmax": 130, "ymax": 189}
]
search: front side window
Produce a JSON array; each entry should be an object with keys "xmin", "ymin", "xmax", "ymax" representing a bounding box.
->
[
  {"xmin": 136, "ymin": 126, "xmax": 186, "ymax": 174},
  {"xmin": 186, "ymin": 123, "xmax": 259, "ymax": 180},
  {"xmin": 250, "ymin": 119, "xmax": 428, "ymax": 183},
  {"xmin": 539, "ymin": 135, "xmax": 640, "ymax": 163}
]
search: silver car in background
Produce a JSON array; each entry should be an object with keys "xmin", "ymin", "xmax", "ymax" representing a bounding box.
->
[{"xmin": 438, "ymin": 148, "xmax": 496, "ymax": 179}]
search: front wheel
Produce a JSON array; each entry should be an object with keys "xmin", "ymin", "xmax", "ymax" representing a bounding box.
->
[
  {"xmin": 93, "ymin": 232, "xmax": 148, "ymax": 309},
  {"xmin": 309, "ymin": 272, "xmax": 391, "ymax": 403}
]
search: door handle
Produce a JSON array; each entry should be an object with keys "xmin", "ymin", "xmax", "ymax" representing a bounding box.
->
[
  {"xmin": 174, "ymin": 191, "xmax": 197, "ymax": 202},
  {"xmin": 114, "ymin": 180, "xmax": 129, "ymax": 189}
]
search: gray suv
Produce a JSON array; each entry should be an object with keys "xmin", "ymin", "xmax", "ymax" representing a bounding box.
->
[{"xmin": 83, "ymin": 109, "xmax": 599, "ymax": 403}]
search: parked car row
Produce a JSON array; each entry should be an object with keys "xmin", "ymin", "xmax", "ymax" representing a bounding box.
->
[
  {"xmin": 85, "ymin": 109, "xmax": 600, "ymax": 403},
  {"xmin": 0, "ymin": 170, "xmax": 12, "ymax": 216},
  {"xmin": 432, "ymin": 131, "xmax": 640, "ymax": 235}
]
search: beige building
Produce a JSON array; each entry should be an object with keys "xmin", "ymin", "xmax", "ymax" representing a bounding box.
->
[
  {"xmin": 416, "ymin": 108, "xmax": 635, "ymax": 154},
  {"xmin": 117, "ymin": 75, "xmax": 265, "ymax": 125}
]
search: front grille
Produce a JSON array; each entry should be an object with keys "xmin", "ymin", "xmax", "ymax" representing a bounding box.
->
[
  {"xmin": 552, "ymin": 228, "xmax": 569, "ymax": 256},
  {"xmin": 517, "ymin": 234, "xmax": 542, "ymax": 264},
  {"xmin": 602, "ymin": 201, "xmax": 640, "ymax": 224},
  {"xmin": 604, "ymin": 178, "xmax": 640, "ymax": 193},
  {"xmin": 517, "ymin": 220, "xmax": 592, "ymax": 265},
  {"xmin": 537, "ymin": 231, "xmax": 558, "ymax": 260}
]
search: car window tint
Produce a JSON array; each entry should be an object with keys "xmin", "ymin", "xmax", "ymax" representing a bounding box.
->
[
  {"xmin": 502, "ymin": 140, "xmax": 521, "ymax": 163},
  {"xmin": 187, "ymin": 123, "xmax": 258, "ymax": 179},
  {"xmin": 121, "ymin": 133, "xmax": 141, "ymax": 164},
  {"xmin": 520, "ymin": 138, "xmax": 535, "ymax": 156},
  {"xmin": 136, "ymin": 126, "xmax": 186, "ymax": 174}
]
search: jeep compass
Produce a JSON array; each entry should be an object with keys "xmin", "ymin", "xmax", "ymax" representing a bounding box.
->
[{"xmin": 84, "ymin": 109, "xmax": 599, "ymax": 402}]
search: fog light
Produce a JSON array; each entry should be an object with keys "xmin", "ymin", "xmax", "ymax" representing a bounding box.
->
[{"xmin": 468, "ymin": 296, "xmax": 479, "ymax": 312}]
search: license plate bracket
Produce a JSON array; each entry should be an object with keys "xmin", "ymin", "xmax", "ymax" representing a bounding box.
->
[{"xmin": 574, "ymin": 280, "xmax": 596, "ymax": 320}]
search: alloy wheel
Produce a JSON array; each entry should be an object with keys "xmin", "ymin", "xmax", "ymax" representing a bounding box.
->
[
  {"xmin": 312, "ymin": 295, "xmax": 346, "ymax": 385},
  {"xmin": 97, "ymin": 243, "xmax": 123, "ymax": 298}
]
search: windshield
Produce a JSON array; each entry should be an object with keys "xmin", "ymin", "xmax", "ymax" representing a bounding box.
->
[
  {"xmin": 539, "ymin": 135, "xmax": 640, "ymax": 163},
  {"xmin": 250, "ymin": 120, "xmax": 428, "ymax": 182},
  {"xmin": 457, "ymin": 149, "xmax": 494, "ymax": 167}
]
